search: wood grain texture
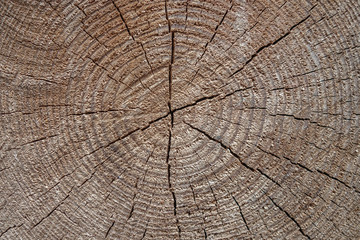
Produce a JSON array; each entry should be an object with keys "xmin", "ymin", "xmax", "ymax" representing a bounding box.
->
[{"xmin": 0, "ymin": 0, "xmax": 359, "ymax": 239}]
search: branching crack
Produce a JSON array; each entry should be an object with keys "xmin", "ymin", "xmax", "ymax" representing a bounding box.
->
[{"xmin": 268, "ymin": 196, "xmax": 311, "ymax": 239}]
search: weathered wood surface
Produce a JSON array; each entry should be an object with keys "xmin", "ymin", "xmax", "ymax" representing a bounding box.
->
[{"xmin": 0, "ymin": 0, "xmax": 359, "ymax": 239}]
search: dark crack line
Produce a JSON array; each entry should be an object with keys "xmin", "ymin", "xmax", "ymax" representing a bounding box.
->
[
  {"xmin": 173, "ymin": 93, "xmax": 219, "ymax": 113},
  {"xmin": 257, "ymin": 145, "xmax": 314, "ymax": 179},
  {"xmin": 230, "ymin": 12, "xmax": 314, "ymax": 78},
  {"xmin": 0, "ymin": 166, "xmax": 10, "ymax": 172},
  {"xmin": 32, "ymin": 194, "xmax": 70, "ymax": 229},
  {"xmin": 140, "ymin": 42, "xmax": 154, "ymax": 72},
  {"xmin": 232, "ymin": 196, "xmax": 251, "ymax": 233},
  {"xmin": 269, "ymin": 113, "xmax": 336, "ymax": 131},
  {"xmin": 185, "ymin": 122, "xmax": 254, "ymax": 171},
  {"xmin": 21, "ymin": 134, "xmax": 58, "ymax": 146},
  {"xmin": 169, "ymin": 102, "xmax": 174, "ymax": 128},
  {"xmin": 171, "ymin": 85, "xmax": 256, "ymax": 114},
  {"xmin": 79, "ymin": 171, "xmax": 96, "ymax": 188},
  {"xmin": 257, "ymin": 168, "xmax": 282, "ymax": 187},
  {"xmin": 111, "ymin": 3, "xmax": 157, "ymax": 90},
  {"xmin": 186, "ymin": 123, "xmax": 286, "ymax": 188},
  {"xmin": 185, "ymin": 0, "xmax": 189, "ymax": 26},
  {"xmin": 112, "ymin": 1, "xmax": 158, "ymax": 96},
  {"xmin": 169, "ymin": 31, "xmax": 175, "ymax": 127},
  {"xmin": 105, "ymin": 221, "xmax": 115, "ymax": 238},
  {"xmin": 283, "ymin": 156, "xmax": 313, "ymax": 173},
  {"xmin": 165, "ymin": 129, "xmax": 181, "ymax": 238},
  {"xmin": 128, "ymin": 204, "xmax": 134, "ymax": 220},
  {"xmin": 82, "ymin": 28, "xmax": 106, "ymax": 51},
  {"xmin": 0, "ymin": 223, "xmax": 23, "ymax": 238},
  {"xmin": 141, "ymin": 113, "xmax": 170, "ymax": 131},
  {"xmin": 190, "ymin": 185, "xmax": 208, "ymax": 239},
  {"xmin": 221, "ymin": 86, "xmax": 253, "ymax": 99},
  {"xmin": 316, "ymin": 169, "xmax": 359, "ymax": 193},
  {"xmin": 78, "ymin": 127, "xmax": 142, "ymax": 162},
  {"xmin": 74, "ymin": 3, "xmax": 87, "ymax": 16},
  {"xmin": 186, "ymin": 69, "xmax": 200, "ymax": 87},
  {"xmin": 67, "ymin": 109, "xmax": 121, "ymax": 116},
  {"xmin": 268, "ymin": 196, "xmax": 311, "ymax": 239},
  {"xmin": 127, "ymin": 178, "xmax": 139, "ymax": 220},
  {"xmin": 195, "ymin": 3, "xmax": 233, "ymax": 66},
  {"xmin": 56, "ymin": 209, "xmax": 77, "ymax": 225},
  {"xmin": 256, "ymin": 145, "xmax": 281, "ymax": 159},
  {"xmin": 112, "ymin": 0, "xmax": 135, "ymax": 41},
  {"xmin": 206, "ymin": 176, "xmax": 227, "ymax": 229},
  {"xmin": 165, "ymin": 0, "xmax": 171, "ymax": 32},
  {"xmin": 140, "ymin": 228, "xmax": 147, "ymax": 240}
]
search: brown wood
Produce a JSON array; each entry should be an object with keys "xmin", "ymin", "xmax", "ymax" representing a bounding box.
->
[{"xmin": 1, "ymin": 0, "xmax": 359, "ymax": 239}]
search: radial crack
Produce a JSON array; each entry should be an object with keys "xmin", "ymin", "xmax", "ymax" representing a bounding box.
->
[
  {"xmin": 105, "ymin": 221, "xmax": 115, "ymax": 238},
  {"xmin": 112, "ymin": 0, "xmax": 135, "ymax": 41},
  {"xmin": 165, "ymin": 129, "xmax": 181, "ymax": 237},
  {"xmin": 32, "ymin": 194, "xmax": 70, "ymax": 229},
  {"xmin": 21, "ymin": 134, "xmax": 58, "ymax": 146},
  {"xmin": 232, "ymin": 196, "xmax": 251, "ymax": 233},
  {"xmin": 140, "ymin": 42, "xmax": 154, "ymax": 72},
  {"xmin": 186, "ymin": 123, "xmax": 285, "ymax": 188},
  {"xmin": 257, "ymin": 168, "xmax": 282, "ymax": 187},
  {"xmin": 165, "ymin": 0, "xmax": 171, "ymax": 32},
  {"xmin": 0, "ymin": 224, "xmax": 23, "ymax": 238},
  {"xmin": 316, "ymin": 169, "xmax": 359, "ymax": 193},
  {"xmin": 283, "ymin": 156, "xmax": 313, "ymax": 172},
  {"xmin": 190, "ymin": 185, "xmax": 207, "ymax": 239},
  {"xmin": 168, "ymin": 31, "xmax": 175, "ymax": 127},
  {"xmin": 140, "ymin": 228, "xmax": 147, "ymax": 240},
  {"xmin": 185, "ymin": 122, "xmax": 255, "ymax": 172},
  {"xmin": 195, "ymin": 3, "xmax": 233, "ymax": 66},
  {"xmin": 230, "ymin": 12, "xmax": 314, "ymax": 78},
  {"xmin": 268, "ymin": 196, "xmax": 311, "ymax": 239},
  {"xmin": 173, "ymin": 93, "xmax": 219, "ymax": 113}
]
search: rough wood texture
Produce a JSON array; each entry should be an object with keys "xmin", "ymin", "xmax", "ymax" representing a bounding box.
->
[{"xmin": 1, "ymin": 0, "xmax": 359, "ymax": 239}]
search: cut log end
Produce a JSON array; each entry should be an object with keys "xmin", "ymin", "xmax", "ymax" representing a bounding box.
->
[{"xmin": 1, "ymin": 0, "xmax": 359, "ymax": 239}]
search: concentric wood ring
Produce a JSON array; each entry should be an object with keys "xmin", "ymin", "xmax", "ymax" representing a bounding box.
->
[{"xmin": 1, "ymin": 0, "xmax": 359, "ymax": 239}]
